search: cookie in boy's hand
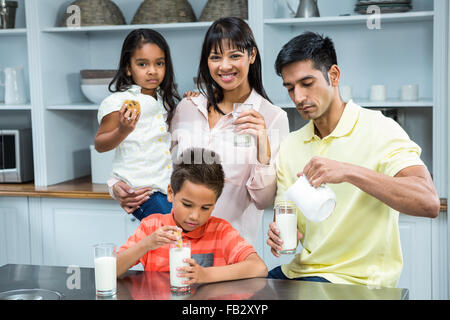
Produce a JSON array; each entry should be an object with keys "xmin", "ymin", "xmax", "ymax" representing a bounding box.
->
[{"xmin": 123, "ymin": 100, "xmax": 141, "ymax": 114}]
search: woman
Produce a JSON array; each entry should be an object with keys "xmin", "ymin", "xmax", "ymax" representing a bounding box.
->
[{"xmin": 110, "ymin": 17, "xmax": 289, "ymax": 246}]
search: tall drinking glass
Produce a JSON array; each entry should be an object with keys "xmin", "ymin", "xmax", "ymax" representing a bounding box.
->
[
  {"xmin": 94, "ymin": 243, "xmax": 117, "ymax": 296},
  {"xmin": 274, "ymin": 202, "xmax": 298, "ymax": 254},
  {"xmin": 232, "ymin": 103, "xmax": 254, "ymax": 147},
  {"xmin": 169, "ymin": 240, "xmax": 191, "ymax": 294}
]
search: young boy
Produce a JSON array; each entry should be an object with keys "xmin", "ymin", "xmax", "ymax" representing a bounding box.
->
[{"xmin": 116, "ymin": 147, "xmax": 268, "ymax": 284}]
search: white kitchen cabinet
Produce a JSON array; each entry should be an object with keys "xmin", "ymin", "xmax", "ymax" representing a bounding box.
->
[
  {"xmin": 397, "ymin": 214, "xmax": 433, "ymax": 300},
  {"xmin": 40, "ymin": 198, "xmax": 139, "ymax": 268},
  {"xmin": 0, "ymin": 197, "xmax": 31, "ymax": 266}
]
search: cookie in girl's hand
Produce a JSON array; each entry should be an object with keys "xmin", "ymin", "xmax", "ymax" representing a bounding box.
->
[{"xmin": 123, "ymin": 100, "xmax": 141, "ymax": 113}]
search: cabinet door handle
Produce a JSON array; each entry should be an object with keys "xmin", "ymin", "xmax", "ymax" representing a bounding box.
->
[{"xmin": 440, "ymin": 198, "xmax": 447, "ymax": 212}]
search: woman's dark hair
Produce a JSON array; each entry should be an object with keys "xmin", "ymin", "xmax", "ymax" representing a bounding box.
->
[
  {"xmin": 171, "ymin": 148, "xmax": 225, "ymax": 199},
  {"xmin": 275, "ymin": 31, "xmax": 338, "ymax": 84},
  {"xmin": 197, "ymin": 17, "xmax": 270, "ymax": 115},
  {"xmin": 109, "ymin": 28, "xmax": 180, "ymax": 127}
]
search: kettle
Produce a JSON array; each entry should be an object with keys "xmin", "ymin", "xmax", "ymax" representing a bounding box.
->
[
  {"xmin": 0, "ymin": 66, "xmax": 27, "ymax": 105},
  {"xmin": 285, "ymin": 0, "xmax": 320, "ymax": 18}
]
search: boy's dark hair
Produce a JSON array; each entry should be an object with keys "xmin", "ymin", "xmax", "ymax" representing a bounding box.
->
[
  {"xmin": 275, "ymin": 31, "xmax": 338, "ymax": 84},
  {"xmin": 109, "ymin": 28, "xmax": 181, "ymax": 128},
  {"xmin": 171, "ymin": 148, "xmax": 225, "ymax": 199},
  {"xmin": 197, "ymin": 17, "xmax": 271, "ymax": 115}
]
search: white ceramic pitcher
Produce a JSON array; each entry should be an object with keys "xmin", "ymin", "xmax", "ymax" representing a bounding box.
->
[{"xmin": 0, "ymin": 66, "xmax": 27, "ymax": 105}]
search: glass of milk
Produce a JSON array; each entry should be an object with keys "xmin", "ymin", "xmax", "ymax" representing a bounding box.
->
[
  {"xmin": 274, "ymin": 201, "xmax": 298, "ymax": 254},
  {"xmin": 93, "ymin": 243, "xmax": 117, "ymax": 297},
  {"xmin": 169, "ymin": 240, "xmax": 191, "ymax": 294},
  {"xmin": 232, "ymin": 103, "xmax": 254, "ymax": 147}
]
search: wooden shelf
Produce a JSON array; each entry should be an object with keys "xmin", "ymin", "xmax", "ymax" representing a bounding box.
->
[
  {"xmin": 0, "ymin": 176, "xmax": 110, "ymax": 199},
  {"xmin": 264, "ymin": 11, "xmax": 434, "ymax": 27},
  {"xmin": 42, "ymin": 21, "xmax": 213, "ymax": 33}
]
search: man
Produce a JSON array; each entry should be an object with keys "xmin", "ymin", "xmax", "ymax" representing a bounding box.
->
[{"xmin": 266, "ymin": 32, "xmax": 440, "ymax": 288}]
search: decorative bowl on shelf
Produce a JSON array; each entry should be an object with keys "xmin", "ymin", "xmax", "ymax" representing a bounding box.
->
[
  {"xmin": 80, "ymin": 69, "xmax": 116, "ymax": 105},
  {"xmin": 132, "ymin": 0, "xmax": 197, "ymax": 24},
  {"xmin": 199, "ymin": 0, "xmax": 248, "ymax": 21},
  {"xmin": 81, "ymin": 84, "xmax": 111, "ymax": 105},
  {"xmin": 355, "ymin": 0, "xmax": 412, "ymax": 14}
]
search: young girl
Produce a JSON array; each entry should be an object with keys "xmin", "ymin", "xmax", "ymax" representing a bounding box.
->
[{"xmin": 95, "ymin": 28, "xmax": 180, "ymax": 220}]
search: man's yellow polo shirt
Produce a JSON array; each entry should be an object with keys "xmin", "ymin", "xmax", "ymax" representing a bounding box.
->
[{"xmin": 275, "ymin": 100, "xmax": 424, "ymax": 287}]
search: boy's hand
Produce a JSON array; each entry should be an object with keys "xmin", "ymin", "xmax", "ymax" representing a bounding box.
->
[
  {"xmin": 118, "ymin": 103, "xmax": 140, "ymax": 135},
  {"xmin": 147, "ymin": 226, "xmax": 181, "ymax": 251},
  {"xmin": 178, "ymin": 258, "xmax": 206, "ymax": 284}
]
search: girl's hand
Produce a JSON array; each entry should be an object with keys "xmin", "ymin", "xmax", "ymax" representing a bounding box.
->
[
  {"xmin": 178, "ymin": 258, "xmax": 206, "ymax": 284},
  {"xmin": 233, "ymin": 109, "xmax": 271, "ymax": 164},
  {"xmin": 118, "ymin": 103, "xmax": 140, "ymax": 135},
  {"xmin": 147, "ymin": 226, "xmax": 181, "ymax": 251}
]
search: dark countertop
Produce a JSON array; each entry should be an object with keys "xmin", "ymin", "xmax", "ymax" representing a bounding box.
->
[{"xmin": 0, "ymin": 264, "xmax": 408, "ymax": 300}]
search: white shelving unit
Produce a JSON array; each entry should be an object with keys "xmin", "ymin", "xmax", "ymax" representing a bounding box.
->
[
  {"xmin": 0, "ymin": 104, "xmax": 31, "ymax": 110},
  {"xmin": 277, "ymin": 98, "xmax": 434, "ymax": 109},
  {"xmin": 264, "ymin": 10, "xmax": 434, "ymax": 26},
  {"xmin": 0, "ymin": 0, "xmax": 447, "ymax": 300},
  {"xmin": 42, "ymin": 21, "xmax": 213, "ymax": 33}
]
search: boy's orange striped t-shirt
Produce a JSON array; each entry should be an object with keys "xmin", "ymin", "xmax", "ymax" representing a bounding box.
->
[{"xmin": 118, "ymin": 211, "xmax": 256, "ymax": 271}]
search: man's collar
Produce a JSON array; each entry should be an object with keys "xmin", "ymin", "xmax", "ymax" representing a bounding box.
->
[{"xmin": 303, "ymin": 100, "xmax": 360, "ymax": 142}]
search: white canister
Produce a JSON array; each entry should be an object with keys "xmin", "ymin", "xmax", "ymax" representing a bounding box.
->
[
  {"xmin": 370, "ymin": 84, "xmax": 386, "ymax": 102},
  {"xmin": 340, "ymin": 85, "xmax": 353, "ymax": 101},
  {"xmin": 401, "ymin": 84, "xmax": 419, "ymax": 101},
  {"xmin": 1, "ymin": 67, "xmax": 27, "ymax": 105}
]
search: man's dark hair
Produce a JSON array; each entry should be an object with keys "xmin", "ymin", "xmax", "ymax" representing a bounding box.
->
[
  {"xmin": 275, "ymin": 31, "xmax": 338, "ymax": 84},
  {"xmin": 171, "ymin": 148, "xmax": 225, "ymax": 199}
]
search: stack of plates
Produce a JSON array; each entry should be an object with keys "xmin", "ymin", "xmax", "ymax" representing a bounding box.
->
[{"xmin": 355, "ymin": 0, "xmax": 412, "ymax": 14}]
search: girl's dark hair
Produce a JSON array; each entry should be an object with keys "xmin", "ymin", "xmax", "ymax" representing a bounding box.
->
[
  {"xmin": 109, "ymin": 28, "xmax": 180, "ymax": 127},
  {"xmin": 275, "ymin": 31, "xmax": 338, "ymax": 84},
  {"xmin": 171, "ymin": 148, "xmax": 225, "ymax": 199},
  {"xmin": 196, "ymin": 17, "xmax": 270, "ymax": 115}
]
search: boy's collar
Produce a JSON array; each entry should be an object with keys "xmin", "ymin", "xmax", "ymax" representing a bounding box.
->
[{"xmin": 166, "ymin": 210, "xmax": 208, "ymax": 239}]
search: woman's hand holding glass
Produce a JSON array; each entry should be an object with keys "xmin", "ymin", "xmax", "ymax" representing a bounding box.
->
[{"xmin": 232, "ymin": 107, "xmax": 271, "ymax": 165}]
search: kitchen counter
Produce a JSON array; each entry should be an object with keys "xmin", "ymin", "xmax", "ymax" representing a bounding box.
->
[
  {"xmin": 0, "ymin": 176, "xmax": 110, "ymax": 199},
  {"xmin": 0, "ymin": 264, "xmax": 408, "ymax": 300},
  {"xmin": 0, "ymin": 178, "xmax": 447, "ymax": 213}
]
